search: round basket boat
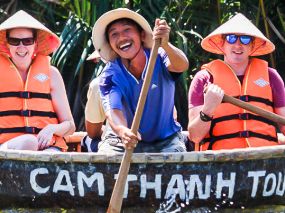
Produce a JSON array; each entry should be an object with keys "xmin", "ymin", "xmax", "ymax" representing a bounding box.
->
[{"xmin": 1, "ymin": 145, "xmax": 285, "ymax": 211}]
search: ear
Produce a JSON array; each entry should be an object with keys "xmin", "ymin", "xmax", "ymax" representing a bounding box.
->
[
  {"xmin": 140, "ymin": 31, "xmax": 146, "ymax": 44},
  {"xmin": 34, "ymin": 41, "xmax": 38, "ymax": 54},
  {"xmin": 31, "ymin": 42, "xmax": 38, "ymax": 59}
]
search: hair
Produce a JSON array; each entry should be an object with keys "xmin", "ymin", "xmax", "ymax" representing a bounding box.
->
[
  {"xmin": 6, "ymin": 28, "xmax": 37, "ymax": 39},
  {"xmin": 105, "ymin": 18, "xmax": 143, "ymax": 43}
]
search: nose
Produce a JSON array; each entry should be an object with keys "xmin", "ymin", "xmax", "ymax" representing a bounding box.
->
[
  {"xmin": 233, "ymin": 39, "xmax": 243, "ymax": 47},
  {"xmin": 18, "ymin": 41, "xmax": 25, "ymax": 46}
]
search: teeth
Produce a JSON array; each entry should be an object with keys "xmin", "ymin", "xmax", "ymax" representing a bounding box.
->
[
  {"xmin": 16, "ymin": 52, "xmax": 27, "ymax": 57},
  {"xmin": 119, "ymin": 42, "xmax": 131, "ymax": 49}
]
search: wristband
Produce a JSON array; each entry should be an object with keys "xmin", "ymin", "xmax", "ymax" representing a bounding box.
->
[{"xmin": 199, "ymin": 111, "xmax": 213, "ymax": 122}]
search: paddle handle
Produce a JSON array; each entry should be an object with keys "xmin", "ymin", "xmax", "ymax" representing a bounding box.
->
[
  {"xmin": 223, "ymin": 94, "xmax": 285, "ymax": 125},
  {"xmin": 107, "ymin": 39, "xmax": 160, "ymax": 213}
]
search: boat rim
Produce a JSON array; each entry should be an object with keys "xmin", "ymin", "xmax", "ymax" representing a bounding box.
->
[{"xmin": 0, "ymin": 145, "xmax": 285, "ymax": 163}]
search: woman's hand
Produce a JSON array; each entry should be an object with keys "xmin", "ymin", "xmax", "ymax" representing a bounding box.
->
[{"xmin": 37, "ymin": 124, "xmax": 56, "ymax": 150}]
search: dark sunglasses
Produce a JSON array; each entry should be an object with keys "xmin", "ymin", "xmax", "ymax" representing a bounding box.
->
[
  {"xmin": 225, "ymin": 34, "xmax": 253, "ymax": 45},
  {"xmin": 7, "ymin": 37, "xmax": 35, "ymax": 46}
]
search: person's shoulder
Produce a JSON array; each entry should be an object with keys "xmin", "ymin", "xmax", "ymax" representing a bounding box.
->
[
  {"xmin": 50, "ymin": 65, "xmax": 60, "ymax": 74},
  {"xmin": 89, "ymin": 77, "xmax": 101, "ymax": 89},
  {"xmin": 268, "ymin": 66, "xmax": 284, "ymax": 83},
  {"xmin": 268, "ymin": 67, "xmax": 278, "ymax": 75},
  {"xmin": 194, "ymin": 69, "xmax": 211, "ymax": 79},
  {"xmin": 102, "ymin": 60, "xmax": 122, "ymax": 75},
  {"xmin": 49, "ymin": 65, "xmax": 62, "ymax": 80}
]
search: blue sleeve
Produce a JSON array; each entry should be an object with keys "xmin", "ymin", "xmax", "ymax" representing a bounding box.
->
[
  {"xmin": 158, "ymin": 47, "xmax": 170, "ymax": 68},
  {"xmin": 158, "ymin": 47, "xmax": 181, "ymax": 81},
  {"xmin": 99, "ymin": 73, "xmax": 123, "ymax": 112}
]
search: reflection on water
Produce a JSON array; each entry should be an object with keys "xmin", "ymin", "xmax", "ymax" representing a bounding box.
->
[
  {"xmin": 1, "ymin": 206, "xmax": 285, "ymax": 213},
  {"xmin": 155, "ymin": 192, "xmax": 285, "ymax": 212}
]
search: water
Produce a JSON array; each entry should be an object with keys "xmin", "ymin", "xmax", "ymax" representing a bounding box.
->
[
  {"xmin": 154, "ymin": 192, "xmax": 285, "ymax": 213},
  {"xmin": 2, "ymin": 206, "xmax": 285, "ymax": 213}
]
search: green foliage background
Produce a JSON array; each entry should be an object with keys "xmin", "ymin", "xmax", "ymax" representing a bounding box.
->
[{"xmin": 0, "ymin": 0, "xmax": 284, "ymax": 131}]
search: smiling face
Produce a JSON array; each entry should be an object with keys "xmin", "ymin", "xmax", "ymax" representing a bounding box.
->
[
  {"xmin": 7, "ymin": 28, "xmax": 36, "ymax": 71},
  {"xmin": 222, "ymin": 34, "xmax": 254, "ymax": 67},
  {"xmin": 106, "ymin": 19, "xmax": 145, "ymax": 60}
]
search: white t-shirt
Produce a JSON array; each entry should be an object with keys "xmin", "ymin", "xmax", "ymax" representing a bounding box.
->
[{"xmin": 85, "ymin": 77, "xmax": 105, "ymax": 123}]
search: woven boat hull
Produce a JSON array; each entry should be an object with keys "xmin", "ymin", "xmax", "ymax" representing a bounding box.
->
[{"xmin": 0, "ymin": 146, "xmax": 285, "ymax": 210}]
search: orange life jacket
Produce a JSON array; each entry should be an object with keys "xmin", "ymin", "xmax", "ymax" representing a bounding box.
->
[
  {"xmin": 0, "ymin": 54, "xmax": 67, "ymax": 151},
  {"xmin": 200, "ymin": 59, "xmax": 277, "ymax": 151}
]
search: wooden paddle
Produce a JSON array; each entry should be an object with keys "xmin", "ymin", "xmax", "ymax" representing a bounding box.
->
[
  {"xmin": 107, "ymin": 39, "xmax": 160, "ymax": 213},
  {"xmin": 223, "ymin": 94, "xmax": 285, "ymax": 125}
]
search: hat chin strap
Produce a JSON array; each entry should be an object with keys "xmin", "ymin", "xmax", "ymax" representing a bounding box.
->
[
  {"xmin": 249, "ymin": 40, "xmax": 266, "ymax": 56},
  {"xmin": 209, "ymin": 38, "xmax": 226, "ymax": 55}
]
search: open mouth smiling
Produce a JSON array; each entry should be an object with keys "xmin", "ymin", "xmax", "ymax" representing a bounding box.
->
[
  {"xmin": 16, "ymin": 52, "xmax": 28, "ymax": 57},
  {"xmin": 119, "ymin": 42, "xmax": 132, "ymax": 51},
  {"xmin": 232, "ymin": 50, "xmax": 243, "ymax": 55}
]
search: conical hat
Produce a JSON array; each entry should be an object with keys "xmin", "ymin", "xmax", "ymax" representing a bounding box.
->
[
  {"xmin": 201, "ymin": 13, "xmax": 275, "ymax": 56},
  {"xmin": 0, "ymin": 10, "xmax": 60, "ymax": 56},
  {"xmin": 86, "ymin": 49, "xmax": 101, "ymax": 61},
  {"xmin": 92, "ymin": 8, "xmax": 153, "ymax": 62}
]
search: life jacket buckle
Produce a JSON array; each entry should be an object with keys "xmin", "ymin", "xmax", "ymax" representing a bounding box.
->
[
  {"xmin": 239, "ymin": 130, "xmax": 249, "ymax": 138},
  {"xmin": 20, "ymin": 91, "xmax": 30, "ymax": 99},
  {"xmin": 240, "ymin": 95, "xmax": 249, "ymax": 102},
  {"xmin": 25, "ymin": 126, "xmax": 36, "ymax": 134},
  {"xmin": 239, "ymin": 113, "xmax": 249, "ymax": 120},
  {"xmin": 21, "ymin": 110, "xmax": 31, "ymax": 117}
]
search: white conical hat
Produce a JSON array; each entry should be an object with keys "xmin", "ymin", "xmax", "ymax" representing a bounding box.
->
[
  {"xmin": 92, "ymin": 8, "xmax": 153, "ymax": 62},
  {"xmin": 0, "ymin": 10, "xmax": 60, "ymax": 56},
  {"xmin": 201, "ymin": 13, "xmax": 275, "ymax": 56}
]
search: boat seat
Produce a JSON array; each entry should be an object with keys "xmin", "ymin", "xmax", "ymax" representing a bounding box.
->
[{"xmin": 64, "ymin": 131, "xmax": 87, "ymax": 152}]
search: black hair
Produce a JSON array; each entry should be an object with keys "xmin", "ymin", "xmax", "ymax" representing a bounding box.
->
[
  {"xmin": 105, "ymin": 18, "xmax": 143, "ymax": 43},
  {"xmin": 6, "ymin": 28, "xmax": 37, "ymax": 39}
]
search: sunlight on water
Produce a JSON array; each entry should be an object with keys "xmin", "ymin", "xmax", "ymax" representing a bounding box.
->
[
  {"xmin": 1, "ymin": 205, "xmax": 285, "ymax": 213},
  {"xmin": 154, "ymin": 185, "xmax": 285, "ymax": 213},
  {"xmin": 156, "ymin": 193, "xmax": 181, "ymax": 213}
]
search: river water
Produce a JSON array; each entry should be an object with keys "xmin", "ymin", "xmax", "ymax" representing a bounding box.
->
[{"xmin": 2, "ymin": 205, "xmax": 285, "ymax": 213}]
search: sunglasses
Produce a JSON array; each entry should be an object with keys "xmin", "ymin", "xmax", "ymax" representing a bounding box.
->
[
  {"xmin": 225, "ymin": 34, "xmax": 253, "ymax": 45},
  {"xmin": 7, "ymin": 37, "xmax": 35, "ymax": 46}
]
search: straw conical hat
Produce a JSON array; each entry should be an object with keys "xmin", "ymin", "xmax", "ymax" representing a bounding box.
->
[
  {"xmin": 92, "ymin": 8, "xmax": 153, "ymax": 62},
  {"xmin": 86, "ymin": 49, "xmax": 101, "ymax": 61},
  {"xmin": 201, "ymin": 13, "xmax": 275, "ymax": 56},
  {"xmin": 0, "ymin": 10, "xmax": 60, "ymax": 56}
]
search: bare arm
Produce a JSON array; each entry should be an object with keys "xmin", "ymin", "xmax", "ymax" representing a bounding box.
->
[
  {"xmin": 153, "ymin": 19, "xmax": 189, "ymax": 72},
  {"xmin": 188, "ymin": 84, "xmax": 224, "ymax": 143},
  {"xmin": 37, "ymin": 66, "xmax": 75, "ymax": 149},
  {"xmin": 105, "ymin": 109, "xmax": 140, "ymax": 149},
  {"xmin": 85, "ymin": 78, "xmax": 106, "ymax": 139},
  {"xmin": 85, "ymin": 120, "xmax": 104, "ymax": 139},
  {"xmin": 275, "ymin": 107, "xmax": 285, "ymax": 133},
  {"xmin": 188, "ymin": 105, "xmax": 211, "ymax": 143},
  {"xmin": 49, "ymin": 66, "xmax": 75, "ymax": 136}
]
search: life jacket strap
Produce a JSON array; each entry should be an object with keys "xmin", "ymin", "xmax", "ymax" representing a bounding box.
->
[
  {"xmin": 0, "ymin": 91, "xmax": 51, "ymax": 99},
  {"xmin": 0, "ymin": 110, "xmax": 57, "ymax": 118},
  {"xmin": 235, "ymin": 95, "xmax": 273, "ymax": 107},
  {"xmin": 202, "ymin": 130, "xmax": 278, "ymax": 150},
  {"xmin": 212, "ymin": 113, "xmax": 276, "ymax": 127},
  {"xmin": 0, "ymin": 126, "xmax": 42, "ymax": 134}
]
